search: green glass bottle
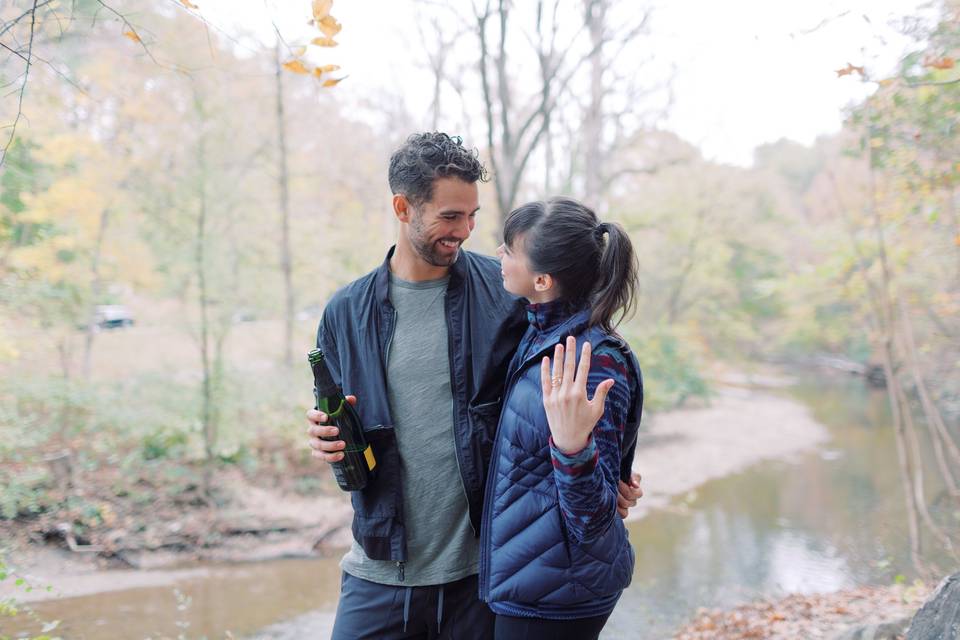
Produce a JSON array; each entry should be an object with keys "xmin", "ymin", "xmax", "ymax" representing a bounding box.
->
[{"xmin": 308, "ymin": 348, "xmax": 376, "ymax": 491}]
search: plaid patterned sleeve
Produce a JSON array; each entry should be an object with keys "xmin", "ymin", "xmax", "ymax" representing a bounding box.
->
[{"xmin": 548, "ymin": 342, "xmax": 632, "ymax": 545}]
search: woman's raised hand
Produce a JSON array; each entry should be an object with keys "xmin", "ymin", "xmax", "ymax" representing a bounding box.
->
[{"xmin": 540, "ymin": 336, "xmax": 615, "ymax": 454}]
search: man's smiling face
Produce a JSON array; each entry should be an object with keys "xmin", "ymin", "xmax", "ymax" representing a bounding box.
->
[{"xmin": 404, "ymin": 177, "xmax": 480, "ymax": 267}]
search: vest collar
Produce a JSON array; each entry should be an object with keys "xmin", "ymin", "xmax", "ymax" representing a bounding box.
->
[{"xmin": 525, "ymin": 299, "xmax": 569, "ymax": 333}]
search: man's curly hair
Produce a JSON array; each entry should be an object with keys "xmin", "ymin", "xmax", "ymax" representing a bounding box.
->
[{"xmin": 388, "ymin": 132, "xmax": 488, "ymax": 206}]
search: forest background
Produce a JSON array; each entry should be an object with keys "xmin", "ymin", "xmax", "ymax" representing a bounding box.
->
[{"xmin": 0, "ymin": 0, "xmax": 958, "ymax": 636}]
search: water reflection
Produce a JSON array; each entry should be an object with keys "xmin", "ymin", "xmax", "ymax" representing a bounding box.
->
[
  {"xmin": 604, "ymin": 377, "xmax": 949, "ymax": 638},
  {"xmin": 10, "ymin": 556, "xmax": 342, "ymax": 639}
]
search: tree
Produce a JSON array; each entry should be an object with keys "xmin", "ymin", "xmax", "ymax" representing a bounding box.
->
[{"xmin": 468, "ymin": 0, "xmax": 661, "ymax": 223}]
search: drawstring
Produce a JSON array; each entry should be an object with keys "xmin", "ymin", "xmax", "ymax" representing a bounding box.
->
[
  {"xmin": 436, "ymin": 584, "xmax": 445, "ymax": 631},
  {"xmin": 403, "ymin": 586, "xmax": 412, "ymax": 633},
  {"xmin": 400, "ymin": 582, "xmax": 445, "ymax": 634}
]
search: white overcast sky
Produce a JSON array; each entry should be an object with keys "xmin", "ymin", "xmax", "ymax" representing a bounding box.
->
[{"xmin": 196, "ymin": 0, "xmax": 935, "ymax": 166}]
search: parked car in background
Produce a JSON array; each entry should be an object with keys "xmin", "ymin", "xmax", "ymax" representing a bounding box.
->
[{"xmin": 93, "ymin": 305, "xmax": 135, "ymax": 329}]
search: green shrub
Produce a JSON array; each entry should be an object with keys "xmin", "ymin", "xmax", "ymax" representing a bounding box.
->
[
  {"xmin": 141, "ymin": 428, "xmax": 189, "ymax": 460},
  {"xmin": 0, "ymin": 469, "xmax": 52, "ymax": 520},
  {"xmin": 621, "ymin": 324, "xmax": 710, "ymax": 412}
]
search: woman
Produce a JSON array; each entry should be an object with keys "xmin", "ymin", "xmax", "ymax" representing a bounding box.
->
[{"xmin": 479, "ymin": 197, "xmax": 643, "ymax": 640}]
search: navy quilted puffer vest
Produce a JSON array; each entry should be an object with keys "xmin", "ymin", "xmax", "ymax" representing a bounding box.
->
[{"xmin": 479, "ymin": 307, "xmax": 642, "ymax": 620}]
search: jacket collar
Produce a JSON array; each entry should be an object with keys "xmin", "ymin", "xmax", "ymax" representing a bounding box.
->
[
  {"xmin": 525, "ymin": 299, "xmax": 573, "ymax": 333},
  {"xmin": 518, "ymin": 304, "xmax": 592, "ymax": 363},
  {"xmin": 374, "ymin": 245, "xmax": 467, "ymax": 308}
]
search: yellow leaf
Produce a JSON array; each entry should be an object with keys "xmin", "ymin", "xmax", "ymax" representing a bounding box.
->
[
  {"xmin": 292, "ymin": 45, "xmax": 307, "ymax": 57},
  {"xmin": 180, "ymin": 0, "xmax": 199, "ymax": 8},
  {"xmin": 318, "ymin": 15, "xmax": 342, "ymax": 38},
  {"xmin": 311, "ymin": 36, "xmax": 338, "ymax": 47},
  {"xmin": 123, "ymin": 30, "xmax": 142, "ymax": 43},
  {"xmin": 282, "ymin": 60, "xmax": 310, "ymax": 74},
  {"xmin": 312, "ymin": 64, "xmax": 341, "ymax": 77},
  {"xmin": 835, "ymin": 62, "xmax": 864, "ymax": 78},
  {"xmin": 312, "ymin": 0, "xmax": 333, "ymax": 22},
  {"xmin": 322, "ymin": 76, "xmax": 345, "ymax": 87},
  {"xmin": 924, "ymin": 56, "xmax": 955, "ymax": 70}
]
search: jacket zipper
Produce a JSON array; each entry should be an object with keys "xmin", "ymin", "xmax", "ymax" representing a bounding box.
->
[
  {"xmin": 479, "ymin": 335, "xmax": 578, "ymax": 601},
  {"xmin": 381, "ymin": 307, "xmax": 397, "ymax": 379},
  {"xmin": 443, "ymin": 290, "xmax": 477, "ymax": 535},
  {"xmin": 383, "ymin": 306, "xmax": 406, "ymax": 577}
]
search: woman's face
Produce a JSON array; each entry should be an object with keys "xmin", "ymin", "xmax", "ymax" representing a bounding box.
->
[{"xmin": 497, "ymin": 235, "xmax": 551, "ymax": 301}]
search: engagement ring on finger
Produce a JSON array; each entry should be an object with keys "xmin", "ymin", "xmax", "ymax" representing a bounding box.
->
[{"xmin": 551, "ymin": 376, "xmax": 563, "ymax": 387}]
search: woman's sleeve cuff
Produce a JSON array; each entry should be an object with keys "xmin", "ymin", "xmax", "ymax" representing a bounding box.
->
[{"xmin": 549, "ymin": 435, "xmax": 598, "ymax": 477}]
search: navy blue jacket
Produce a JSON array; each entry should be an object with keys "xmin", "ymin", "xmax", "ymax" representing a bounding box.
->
[
  {"xmin": 479, "ymin": 306, "xmax": 643, "ymax": 619},
  {"xmin": 317, "ymin": 247, "xmax": 527, "ymax": 562}
]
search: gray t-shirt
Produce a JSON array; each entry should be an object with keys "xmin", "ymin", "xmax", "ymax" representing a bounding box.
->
[{"xmin": 340, "ymin": 273, "xmax": 479, "ymax": 585}]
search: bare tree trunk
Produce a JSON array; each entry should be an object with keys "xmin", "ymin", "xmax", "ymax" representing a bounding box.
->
[
  {"xmin": 275, "ymin": 43, "xmax": 294, "ymax": 367},
  {"xmin": 879, "ymin": 339, "xmax": 925, "ymax": 571},
  {"xmin": 898, "ymin": 302, "xmax": 960, "ymax": 495},
  {"xmin": 477, "ymin": 0, "xmax": 600, "ymax": 224},
  {"xmin": 477, "ymin": 3, "xmax": 507, "ymax": 222},
  {"xmin": 895, "ymin": 376, "xmax": 957, "ymax": 558},
  {"xmin": 193, "ymin": 89, "xmax": 215, "ymax": 496},
  {"xmin": 56, "ymin": 336, "xmax": 72, "ymax": 436},
  {"xmin": 583, "ymin": 0, "xmax": 606, "ymax": 204},
  {"xmin": 948, "ymin": 184, "xmax": 960, "ymax": 281},
  {"xmin": 493, "ymin": 0, "xmax": 518, "ymax": 221},
  {"xmin": 864, "ymin": 129, "xmax": 958, "ymax": 572},
  {"xmin": 82, "ymin": 208, "xmax": 110, "ymax": 378},
  {"xmin": 543, "ymin": 119, "xmax": 553, "ymax": 194}
]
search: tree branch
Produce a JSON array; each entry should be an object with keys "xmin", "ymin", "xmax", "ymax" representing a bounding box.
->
[
  {"xmin": 475, "ymin": 1, "xmax": 504, "ymax": 209},
  {"xmin": 905, "ymin": 77, "xmax": 960, "ymax": 87},
  {"xmin": 0, "ymin": 0, "xmax": 53, "ymax": 38},
  {"xmin": 0, "ymin": 40, "xmax": 30, "ymax": 64},
  {"xmin": 95, "ymin": 0, "xmax": 162, "ymax": 68},
  {"xmin": 1, "ymin": 0, "xmax": 38, "ymax": 167}
]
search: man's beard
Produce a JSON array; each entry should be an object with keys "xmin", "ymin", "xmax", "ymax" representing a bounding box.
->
[{"xmin": 410, "ymin": 214, "xmax": 460, "ymax": 267}]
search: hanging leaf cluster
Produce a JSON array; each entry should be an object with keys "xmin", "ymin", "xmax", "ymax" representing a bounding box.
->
[{"xmin": 282, "ymin": 0, "xmax": 345, "ymax": 87}]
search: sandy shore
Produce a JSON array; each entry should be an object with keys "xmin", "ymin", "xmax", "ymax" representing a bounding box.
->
[
  {"xmin": 627, "ymin": 385, "xmax": 829, "ymax": 519},
  {"xmin": 0, "ymin": 489, "xmax": 354, "ymax": 604},
  {"xmin": 1, "ymin": 385, "xmax": 828, "ymax": 615}
]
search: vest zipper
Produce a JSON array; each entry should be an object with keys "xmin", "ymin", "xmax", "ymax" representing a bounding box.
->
[
  {"xmin": 478, "ymin": 336, "xmax": 577, "ymax": 601},
  {"xmin": 478, "ymin": 349, "xmax": 536, "ymax": 600},
  {"xmin": 478, "ymin": 391, "xmax": 506, "ymax": 601}
]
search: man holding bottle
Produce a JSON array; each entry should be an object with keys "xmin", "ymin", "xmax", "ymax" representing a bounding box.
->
[{"xmin": 306, "ymin": 132, "xmax": 642, "ymax": 639}]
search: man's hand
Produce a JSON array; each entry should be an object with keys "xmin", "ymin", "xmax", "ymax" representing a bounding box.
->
[
  {"xmin": 306, "ymin": 395, "xmax": 357, "ymax": 463},
  {"xmin": 616, "ymin": 472, "xmax": 643, "ymax": 519}
]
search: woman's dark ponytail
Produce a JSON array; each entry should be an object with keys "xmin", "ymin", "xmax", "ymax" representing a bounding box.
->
[{"xmin": 590, "ymin": 220, "xmax": 638, "ymax": 331}]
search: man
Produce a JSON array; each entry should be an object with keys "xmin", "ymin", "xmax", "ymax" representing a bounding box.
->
[{"xmin": 307, "ymin": 132, "xmax": 642, "ymax": 640}]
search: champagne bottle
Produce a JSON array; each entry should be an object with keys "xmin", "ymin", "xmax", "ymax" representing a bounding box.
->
[{"xmin": 308, "ymin": 348, "xmax": 376, "ymax": 491}]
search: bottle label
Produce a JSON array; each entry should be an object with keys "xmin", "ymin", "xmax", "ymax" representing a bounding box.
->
[{"xmin": 363, "ymin": 444, "xmax": 376, "ymax": 471}]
